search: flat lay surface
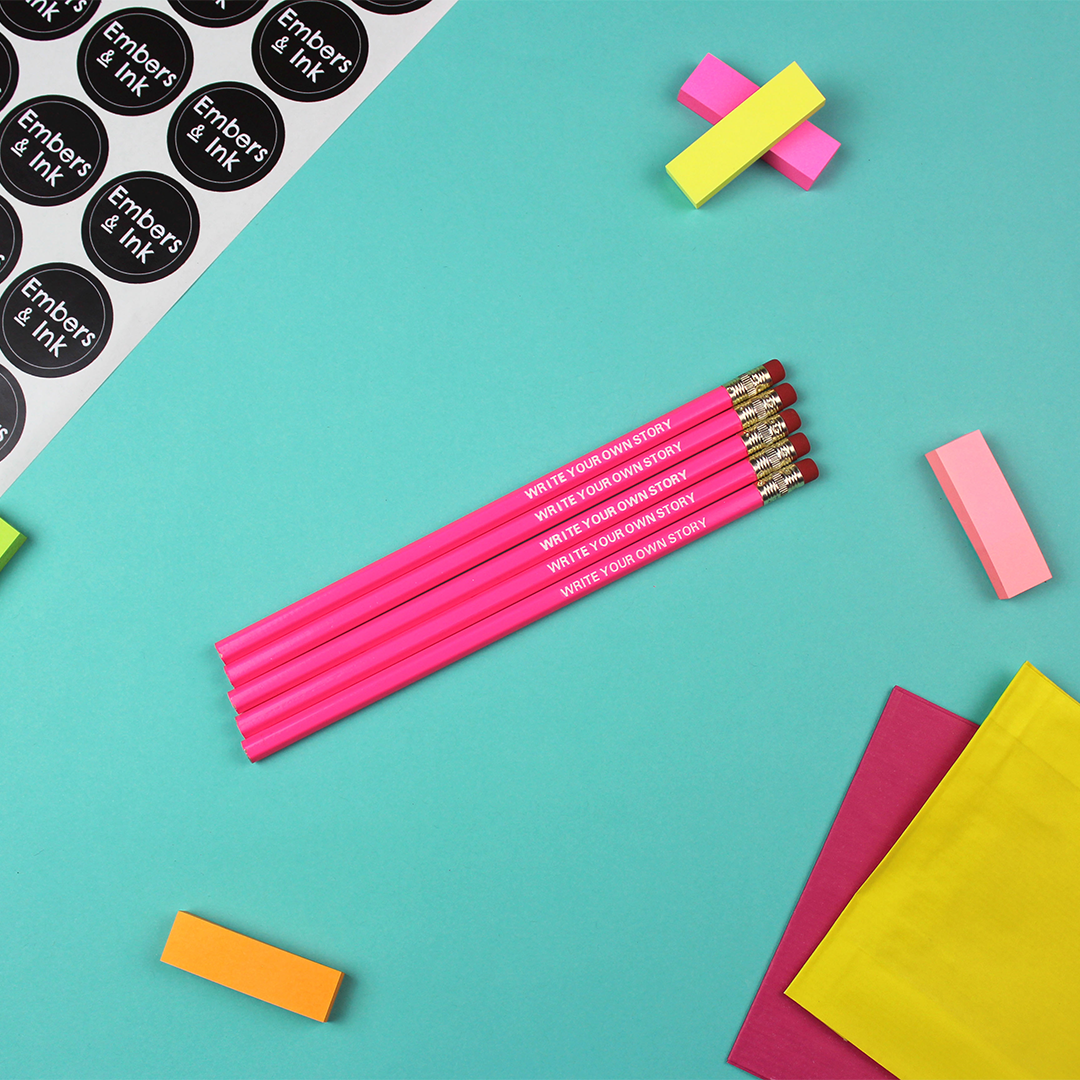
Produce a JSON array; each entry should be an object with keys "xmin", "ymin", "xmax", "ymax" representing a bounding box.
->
[{"xmin": 1, "ymin": 3, "xmax": 1078, "ymax": 1077}]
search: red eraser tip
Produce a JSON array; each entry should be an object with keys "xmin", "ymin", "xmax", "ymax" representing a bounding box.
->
[
  {"xmin": 780, "ymin": 408, "xmax": 801, "ymax": 433},
  {"xmin": 775, "ymin": 383, "xmax": 797, "ymax": 408},
  {"xmin": 764, "ymin": 359, "xmax": 785, "ymax": 384},
  {"xmin": 790, "ymin": 432, "xmax": 810, "ymax": 458},
  {"xmin": 799, "ymin": 459, "xmax": 819, "ymax": 483}
]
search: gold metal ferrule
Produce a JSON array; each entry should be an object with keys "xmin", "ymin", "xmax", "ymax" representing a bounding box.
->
[
  {"xmin": 748, "ymin": 438, "xmax": 798, "ymax": 479},
  {"xmin": 739, "ymin": 414, "xmax": 792, "ymax": 456},
  {"xmin": 724, "ymin": 361, "xmax": 781, "ymax": 405},
  {"xmin": 734, "ymin": 387, "xmax": 784, "ymax": 428},
  {"xmin": 757, "ymin": 462, "xmax": 809, "ymax": 503}
]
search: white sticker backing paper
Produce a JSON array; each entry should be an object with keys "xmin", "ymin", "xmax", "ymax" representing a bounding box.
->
[{"xmin": 0, "ymin": 0, "xmax": 456, "ymax": 495}]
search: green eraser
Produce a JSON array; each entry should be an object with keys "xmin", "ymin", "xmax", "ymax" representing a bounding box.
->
[{"xmin": 0, "ymin": 515, "xmax": 26, "ymax": 573}]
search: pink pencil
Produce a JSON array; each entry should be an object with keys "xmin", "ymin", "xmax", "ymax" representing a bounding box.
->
[
  {"xmin": 231, "ymin": 418, "xmax": 806, "ymax": 717},
  {"xmin": 215, "ymin": 361, "xmax": 786, "ymax": 667},
  {"xmin": 236, "ymin": 435, "xmax": 810, "ymax": 737},
  {"xmin": 226, "ymin": 384, "xmax": 798, "ymax": 689},
  {"xmin": 242, "ymin": 460, "xmax": 818, "ymax": 761},
  {"xmin": 225, "ymin": 383, "xmax": 798, "ymax": 688}
]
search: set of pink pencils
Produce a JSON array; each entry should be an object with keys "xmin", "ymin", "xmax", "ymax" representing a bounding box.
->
[{"xmin": 217, "ymin": 361, "xmax": 818, "ymax": 761}]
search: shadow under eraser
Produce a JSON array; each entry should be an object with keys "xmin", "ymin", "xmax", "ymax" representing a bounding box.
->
[{"xmin": 925, "ymin": 431, "xmax": 1051, "ymax": 599}]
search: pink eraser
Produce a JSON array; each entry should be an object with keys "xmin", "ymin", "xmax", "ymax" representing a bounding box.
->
[
  {"xmin": 925, "ymin": 431, "xmax": 1051, "ymax": 599},
  {"xmin": 677, "ymin": 54, "xmax": 840, "ymax": 190}
]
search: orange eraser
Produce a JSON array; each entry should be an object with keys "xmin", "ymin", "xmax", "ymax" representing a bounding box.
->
[{"xmin": 160, "ymin": 911, "xmax": 344, "ymax": 1022}]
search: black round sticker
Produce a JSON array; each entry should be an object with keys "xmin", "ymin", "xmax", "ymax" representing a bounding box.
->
[
  {"xmin": 252, "ymin": 1, "xmax": 367, "ymax": 102},
  {"xmin": 167, "ymin": 82, "xmax": 284, "ymax": 192},
  {"xmin": 0, "ymin": 0, "xmax": 100, "ymax": 39},
  {"xmin": 350, "ymin": 0, "xmax": 430, "ymax": 13},
  {"xmin": 0, "ymin": 33, "xmax": 18, "ymax": 113},
  {"xmin": 0, "ymin": 97, "xmax": 108, "ymax": 207},
  {"xmin": 0, "ymin": 263, "xmax": 113, "ymax": 378},
  {"xmin": 168, "ymin": 1, "xmax": 266, "ymax": 26},
  {"xmin": 0, "ymin": 362, "xmax": 25, "ymax": 462},
  {"xmin": 82, "ymin": 172, "xmax": 199, "ymax": 284},
  {"xmin": 0, "ymin": 194, "xmax": 22, "ymax": 285},
  {"xmin": 77, "ymin": 8, "xmax": 193, "ymax": 116}
]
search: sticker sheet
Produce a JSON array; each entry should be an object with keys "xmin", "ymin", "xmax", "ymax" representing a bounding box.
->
[{"xmin": 0, "ymin": 0, "xmax": 456, "ymax": 495}]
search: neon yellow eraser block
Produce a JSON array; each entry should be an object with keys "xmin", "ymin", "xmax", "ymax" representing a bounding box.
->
[
  {"xmin": 666, "ymin": 62, "xmax": 826, "ymax": 208},
  {"xmin": 0, "ymin": 515, "xmax": 25, "ymax": 573}
]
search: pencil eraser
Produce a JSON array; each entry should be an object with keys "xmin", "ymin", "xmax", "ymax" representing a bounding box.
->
[
  {"xmin": 666, "ymin": 62, "xmax": 826, "ymax": 207},
  {"xmin": 799, "ymin": 459, "xmax": 819, "ymax": 483},
  {"xmin": 764, "ymin": 359, "xmax": 785, "ymax": 384},
  {"xmin": 0, "ymin": 514, "xmax": 25, "ymax": 574},
  {"xmin": 780, "ymin": 408, "xmax": 800, "ymax": 433},
  {"xmin": 790, "ymin": 433, "xmax": 810, "ymax": 458},
  {"xmin": 775, "ymin": 383, "xmax": 797, "ymax": 409},
  {"xmin": 925, "ymin": 431, "xmax": 1051, "ymax": 599},
  {"xmin": 160, "ymin": 911, "xmax": 344, "ymax": 1022},
  {"xmin": 678, "ymin": 55, "xmax": 840, "ymax": 190}
]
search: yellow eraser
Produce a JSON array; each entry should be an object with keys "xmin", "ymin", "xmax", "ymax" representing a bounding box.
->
[
  {"xmin": 0, "ymin": 514, "xmax": 25, "ymax": 574},
  {"xmin": 160, "ymin": 911, "xmax": 344, "ymax": 1022},
  {"xmin": 666, "ymin": 62, "xmax": 825, "ymax": 207}
]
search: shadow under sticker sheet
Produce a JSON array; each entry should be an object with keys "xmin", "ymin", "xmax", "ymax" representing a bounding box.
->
[{"xmin": 0, "ymin": 0, "xmax": 455, "ymax": 496}]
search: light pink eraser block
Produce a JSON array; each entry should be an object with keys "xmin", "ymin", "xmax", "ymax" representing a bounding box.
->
[
  {"xmin": 925, "ymin": 430, "xmax": 1051, "ymax": 599},
  {"xmin": 677, "ymin": 54, "xmax": 840, "ymax": 190}
]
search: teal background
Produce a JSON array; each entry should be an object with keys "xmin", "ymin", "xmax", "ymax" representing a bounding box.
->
[{"xmin": 2, "ymin": 2, "xmax": 1079, "ymax": 1077}]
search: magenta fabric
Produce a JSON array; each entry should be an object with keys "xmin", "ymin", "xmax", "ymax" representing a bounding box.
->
[{"xmin": 727, "ymin": 687, "xmax": 976, "ymax": 1079}]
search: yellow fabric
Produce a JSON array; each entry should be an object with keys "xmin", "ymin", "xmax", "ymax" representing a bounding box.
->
[{"xmin": 786, "ymin": 663, "xmax": 1080, "ymax": 1080}]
